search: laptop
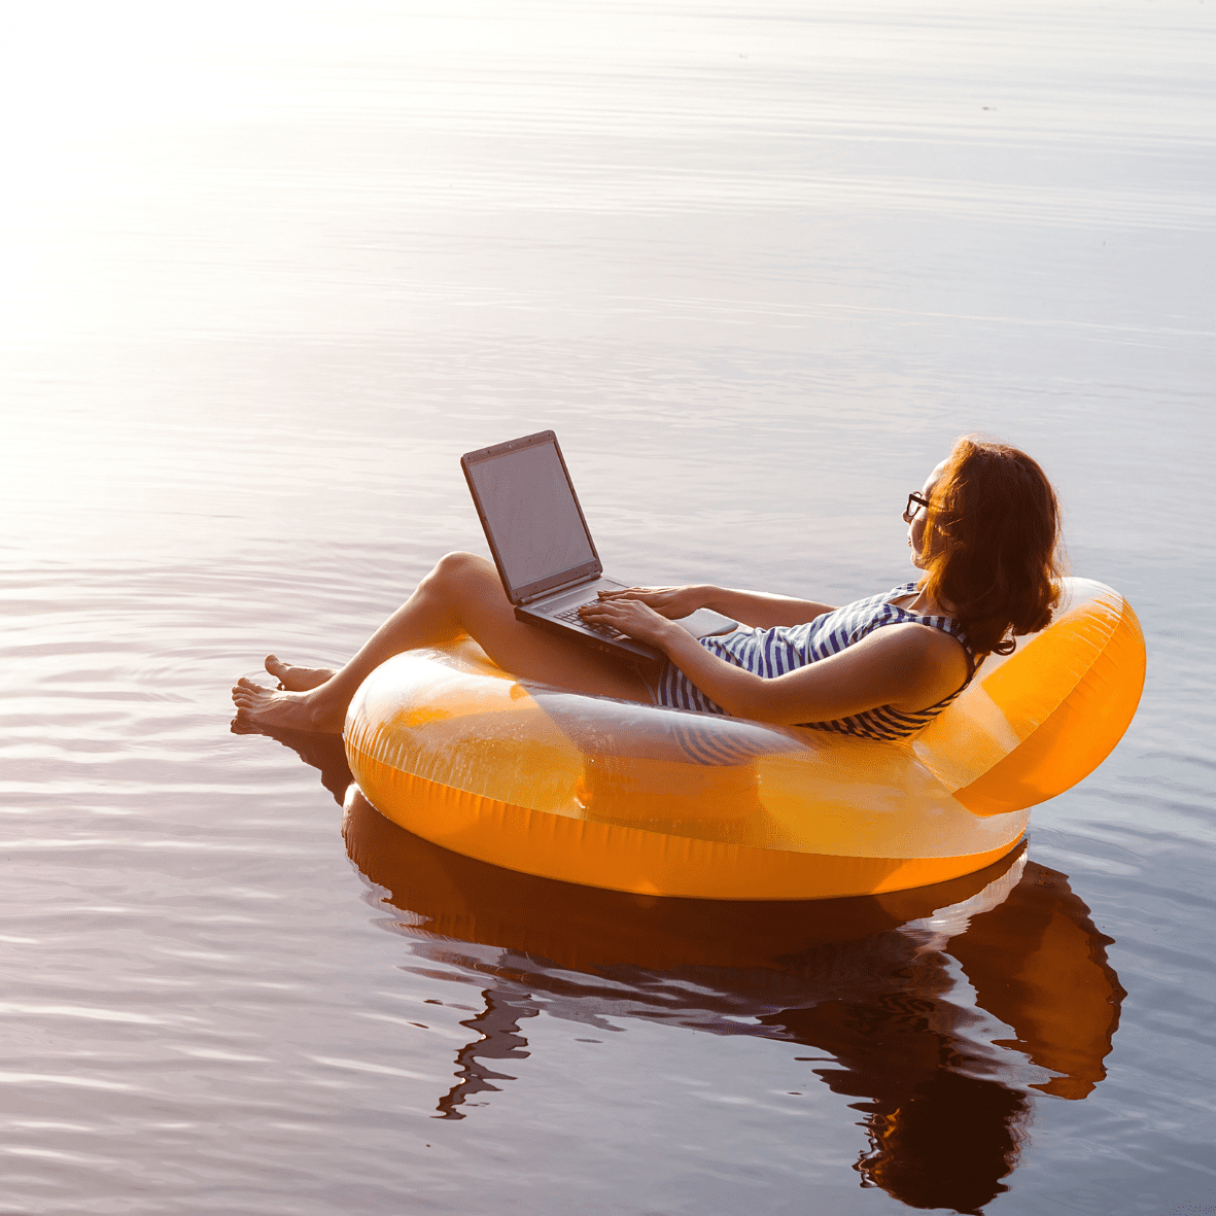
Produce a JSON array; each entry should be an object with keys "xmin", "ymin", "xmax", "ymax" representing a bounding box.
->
[{"xmin": 461, "ymin": 430, "xmax": 737, "ymax": 672}]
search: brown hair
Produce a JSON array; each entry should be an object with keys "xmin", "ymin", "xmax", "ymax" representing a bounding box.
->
[{"xmin": 918, "ymin": 436, "xmax": 1063, "ymax": 656}]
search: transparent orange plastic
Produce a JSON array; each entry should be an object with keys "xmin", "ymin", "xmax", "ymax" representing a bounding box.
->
[{"xmin": 344, "ymin": 577, "xmax": 1145, "ymax": 899}]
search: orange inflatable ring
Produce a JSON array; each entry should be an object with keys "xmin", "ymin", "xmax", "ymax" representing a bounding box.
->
[{"xmin": 343, "ymin": 577, "xmax": 1145, "ymax": 900}]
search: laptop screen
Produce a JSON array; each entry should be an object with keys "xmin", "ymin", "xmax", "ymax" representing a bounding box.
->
[{"xmin": 462, "ymin": 432, "xmax": 600, "ymax": 601}]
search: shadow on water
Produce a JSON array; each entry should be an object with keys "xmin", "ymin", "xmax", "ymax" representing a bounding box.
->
[{"xmin": 254, "ymin": 726, "xmax": 1125, "ymax": 1215}]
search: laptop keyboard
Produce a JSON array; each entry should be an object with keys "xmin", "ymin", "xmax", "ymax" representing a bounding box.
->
[{"xmin": 554, "ymin": 603, "xmax": 623, "ymax": 638}]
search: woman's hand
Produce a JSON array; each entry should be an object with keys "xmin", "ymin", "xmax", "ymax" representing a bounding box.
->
[
  {"xmin": 593, "ymin": 585, "xmax": 709, "ymax": 620},
  {"xmin": 578, "ymin": 596, "xmax": 680, "ymax": 649}
]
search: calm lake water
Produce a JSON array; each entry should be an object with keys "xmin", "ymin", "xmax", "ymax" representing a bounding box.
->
[{"xmin": 1, "ymin": 2, "xmax": 1214, "ymax": 1212}]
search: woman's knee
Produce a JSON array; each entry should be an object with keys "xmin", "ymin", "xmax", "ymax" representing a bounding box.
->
[{"xmin": 424, "ymin": 551, "xmax": 498, "ymax": 597}]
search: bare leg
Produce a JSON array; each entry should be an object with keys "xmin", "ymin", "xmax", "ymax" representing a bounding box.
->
[{"xmin": 232, "ymin": 553, "xmax": 651, "ymax": 733}]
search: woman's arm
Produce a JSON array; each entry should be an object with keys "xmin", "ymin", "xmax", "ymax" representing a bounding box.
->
[
  {"xmin": 579, "ymin": 599, "xmax": 969, "ymax": 726},
  {"xmin": 597, "ymin": 584, "xmax": 836, "ymax": 628}
]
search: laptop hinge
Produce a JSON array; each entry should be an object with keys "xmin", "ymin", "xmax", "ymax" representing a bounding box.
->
[{"xmin": 519, "ymin": 575, "xmax": 594, "ymax": 605}]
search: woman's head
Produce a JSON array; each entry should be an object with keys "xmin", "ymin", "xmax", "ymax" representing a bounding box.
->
[{"xmin": 912, "ymin": 436, "xmax": 1063, "ymax": 655}]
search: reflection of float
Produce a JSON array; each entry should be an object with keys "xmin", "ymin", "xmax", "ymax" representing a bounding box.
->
[
  {"xmin": 242, "ymin": 725, "xmax": 1124, "ymax": 1213},
  {"xmin": 344, "ymin": 577, "xmax": 1145, "ymax": 898},
  {"xmin": 340, "ymin": 786, "xmax": 1125, "ymax": 1213}
]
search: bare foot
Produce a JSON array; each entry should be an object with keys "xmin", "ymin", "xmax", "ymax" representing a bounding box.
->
[
  {"xmin": 265, "ymin": 654, "xmax": 337, "ymax": 692},
  {"xmin": 231, "ymin": 677, "xmax": 346, "ymax": 734}
]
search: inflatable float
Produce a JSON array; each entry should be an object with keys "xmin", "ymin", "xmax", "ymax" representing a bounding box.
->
[{"xmin": 343, "ymin": 577, "xmax": 1145, "ymax": 900}]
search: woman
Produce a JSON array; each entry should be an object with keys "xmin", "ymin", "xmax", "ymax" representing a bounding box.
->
[{"xmin": 232, "ymin": 436, "xmax": 1061, "ymax": 738}]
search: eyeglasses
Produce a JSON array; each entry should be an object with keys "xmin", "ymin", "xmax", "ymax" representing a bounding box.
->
[{"xmin": 903, "ymin": 492, "xmax": 932, "ymax": 524}]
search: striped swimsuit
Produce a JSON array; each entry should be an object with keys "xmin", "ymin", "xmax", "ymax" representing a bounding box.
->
[{"xmin": 655, "ymin": 582, "xmax": 977, "ymax": 741}]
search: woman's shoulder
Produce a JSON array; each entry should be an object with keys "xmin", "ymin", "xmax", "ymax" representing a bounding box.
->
[
  {"xmin": 860, "ymin": 586, "xmax": 977, "ymax": 676},
  {"xmin": 854, "ymin": 621, "xmax": 975, "ymax": 707}
]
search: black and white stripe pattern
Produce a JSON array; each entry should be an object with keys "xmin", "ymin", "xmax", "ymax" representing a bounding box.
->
[{"xmin": 655, "ymin": 582, "xmax": 977, "ymax": 741}]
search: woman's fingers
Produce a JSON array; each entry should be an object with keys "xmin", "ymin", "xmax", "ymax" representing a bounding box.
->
[
  {"xmin": 598, "ymin": 586, "xmax": 662, "ymax": 600},
  {"xmin": 581, "ymin": 599, "xmax": 634, "ymax": 620},
  {"xmin": 598, "ymin": 585, "xmax": 705, "ymax": 620},
  {"xmin": 597, "ymin": 587, "xmax": 684, "ymax": 616},
  {"xmin": 580, "ymin": 597, "xmax": 667, "ymax": 642}
]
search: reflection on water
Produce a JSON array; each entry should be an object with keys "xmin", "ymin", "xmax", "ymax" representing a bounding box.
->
[
  {"xmin": 262, "ymin": 727, "xmax": 1123, "ymax": 1213},
  {"xmin": 435, "ymin": 990, "xmax": 538, "ymax": 1123}
]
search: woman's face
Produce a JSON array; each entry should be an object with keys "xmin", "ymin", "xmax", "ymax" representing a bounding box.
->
[{"xmin": 908, "ymin": 460, "xmax": 948, "ymax": 568}]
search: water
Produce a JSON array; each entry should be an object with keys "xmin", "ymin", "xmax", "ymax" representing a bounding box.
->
[{"xmin": 1, "ymin": 1, "xmax": 1213, "ymax": 1212}]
